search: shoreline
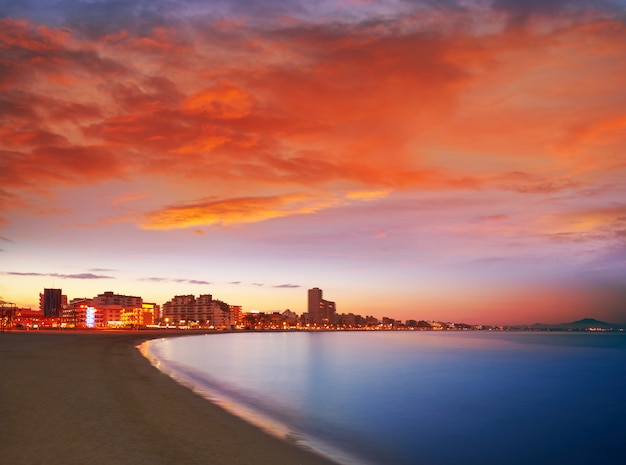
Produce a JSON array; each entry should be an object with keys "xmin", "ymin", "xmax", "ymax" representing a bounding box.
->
[
  {"xmin": 142, "ymin": 335, "xmax": 372, "ymax": 465},
  {"xmin": 0, "ymin": 330, "xmax": 341, "ymax": 465}
]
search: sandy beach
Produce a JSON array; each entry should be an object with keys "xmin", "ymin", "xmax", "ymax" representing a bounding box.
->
[{"xmin": 0, "ymin": 331, "xmax": 340, "ymax": 465}]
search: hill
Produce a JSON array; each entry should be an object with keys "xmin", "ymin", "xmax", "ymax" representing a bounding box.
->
[{"xmin": 521, "ymin": 318, "xmax": 625, "ymax": 331}]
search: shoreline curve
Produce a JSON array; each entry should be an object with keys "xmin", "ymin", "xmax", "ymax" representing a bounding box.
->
[{"xmin": 0, "ymin": 330, "xmax": 341, "ymax": 465}]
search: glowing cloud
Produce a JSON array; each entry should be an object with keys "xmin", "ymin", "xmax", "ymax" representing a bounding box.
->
[
  {"xmin": 345, "ymin": 190, "xmax": 391, "ymax": 202},
  {"xmin": 141, "ymin": 193, "xmax": 341, "ymax": 229},
  {"xmin": 181, "ymin": 84, "xmax": 254, "ymax": 119}
]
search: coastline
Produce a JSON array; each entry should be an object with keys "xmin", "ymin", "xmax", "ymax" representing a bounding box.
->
[
  {"xmin": 0, "ymin": 330, "xmax": 340, "ymax": 465},
  {"xmin": 141, "ymin": 335, "xmax": 374, "ymax": 465}
]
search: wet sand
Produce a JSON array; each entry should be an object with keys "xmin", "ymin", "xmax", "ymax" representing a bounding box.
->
[{"xmin": 0, "ymin": 331, "xmax": 340, "ymax": 465}]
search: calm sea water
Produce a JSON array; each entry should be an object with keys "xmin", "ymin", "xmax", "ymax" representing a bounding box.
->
[{"xmin": 144, "ymin": 331, "xmax": 626, "ymax": 465}]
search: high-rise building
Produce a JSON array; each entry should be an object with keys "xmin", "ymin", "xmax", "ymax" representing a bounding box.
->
[
  {"xmin": 40, "ymin": 288, "xmax": 66, "ymax": 317},
  {"xmin": 307, "ymin": 287, "xmax": 336, "ymax": 326}
]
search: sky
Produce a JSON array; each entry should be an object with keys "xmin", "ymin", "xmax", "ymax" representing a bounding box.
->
[{"xmin": 1, "ymin": 0, "xmax": 625, "ymax": 325}]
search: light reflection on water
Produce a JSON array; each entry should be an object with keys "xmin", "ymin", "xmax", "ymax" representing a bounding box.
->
[{"xmin": 145, "ymin": 331, "xmax": 626, "ymax": 465}]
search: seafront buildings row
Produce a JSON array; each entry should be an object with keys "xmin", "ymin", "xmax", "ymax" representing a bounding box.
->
[
  {"xmin": 26, "ymin": 289, "xmax": 242, "ymax": 330},
  {"xmin": 1, "ymin": 287, "xmax": 488, "ymax": 331}
]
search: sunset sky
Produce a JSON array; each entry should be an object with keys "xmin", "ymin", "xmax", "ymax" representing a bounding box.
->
[{"xmin": 1, "ymin": 0, "xmax": 625, "ymax": 325}]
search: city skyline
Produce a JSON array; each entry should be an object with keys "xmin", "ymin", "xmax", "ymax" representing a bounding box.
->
[
  {"xmin": 2, "ymin": 1, "xmax": 626, "ymax": 325},
  {"xmin": 12, "ymin": 286, "xmax": 621, "ymax": 330}
]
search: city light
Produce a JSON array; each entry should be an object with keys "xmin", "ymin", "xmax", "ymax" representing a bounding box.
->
[{"xmin": 86, "ymin": 307, "xmax": 96, "ymax": 328}]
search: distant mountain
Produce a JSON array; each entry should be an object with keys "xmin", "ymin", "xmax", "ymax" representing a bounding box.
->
[
  {"xmin": 521, "ymin": 318, "xmax": 625, "ymax": 331},
  {"xmin": 562, "ymin": 318, "xmax": 618, "ymax": 330}
]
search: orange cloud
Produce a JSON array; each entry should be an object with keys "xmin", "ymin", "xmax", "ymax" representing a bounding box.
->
[
  {"xmin": 170, "ymin": 135, "xmax": 231, "ymax": 155},
  {"xmin": 111, "ymin": 192, "xmax": 146, "ymax": 205},
  {"xmin": 345, "ymin": 190, "xmax": 391, "ymax": 201},
  {"xmin": 556, "ymin": 113, "xmax": 626, "ymax": 154},
  {"xmin": 496, "ymin": 172, "xmax": 585, "ymax": 194},
  {"xmin": 2, "ymin": 9, "xmax": 626, "ymax": 232},
  {"xmin": 141, "ymin": 193, "xmax": 341, "ymax": 229},
  {"xmin": 102, "ymin": 25, "xmax": 192, "ymax": 57},
  {"xmin": 181, "ymin": 84, "xmax": 254, "ymax": 119},
  {"xmin": 544, "ymin": 205, "xmax": 626, "ymax": 237},
  {"xmin": 0, "ymin": 18, "xmax": 71, "ymax": 52},
  {"xmin": 0, "ymin": 126, "xmax": 67, "ymax": 148}
]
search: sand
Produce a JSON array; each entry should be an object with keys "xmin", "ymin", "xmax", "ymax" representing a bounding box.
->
[{"xmin": 0, "ymin": 331, "xmax": 341, "ymax": 465}]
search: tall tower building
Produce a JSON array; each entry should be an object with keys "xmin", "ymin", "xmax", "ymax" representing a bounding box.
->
[
  {"xmin": 308, "ymin": 287, "xmax": 322, "ymax": 318},
  {"xmin": 40, "ymin": 288, "xmax": 64, "ymax": 317},
  {"xmin": 308, "ymin": 287, "xmax": 336, "ymax": 326}
]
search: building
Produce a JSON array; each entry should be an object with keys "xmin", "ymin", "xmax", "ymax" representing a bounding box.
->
[
  {"xmin": 336, "ymin": 313, "xmax": 357, "ymax": 327},
  {"xmin": 39, "ymin": 288, "xmax": 67, "ymax": 317},
  {"xmin": 162, "ymin": 294, "xmax": 236, "ymax": 328},
  {"xmin": 307, "ymin": 287, "xmax": 336, "ymax": 326},
  {"xmin": 12, "ymin": 308, "xmax": 60, "ymax": 329},
  {"xmin": 141, "ymin": 302, "xmax": 158, "ymax": 326},
  {"xmin": 58, "ymin": 292, "xmax": 155, "ymax": 328},
  {"xmin": 93, "ymin": 292, "xmax": 153, "ymax": 327},
  {"xmin": 63, "ymin": 298, "xmax": 96, "ymax": 327},
  {"xmin": 93, "ymin": 291, "xmax": 142, "ymax": 308},
  {"xmin": 229, "ymin": 305, "xmax": 242, "ymax": 326},
  {"xmin": 282, "ymin": 309, "xmax": 300, "ymax": 327}
]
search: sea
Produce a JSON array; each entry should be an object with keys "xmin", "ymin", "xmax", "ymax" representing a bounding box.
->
[{"xmin": 142, "ymin": 331, "xmax": 626, "ymax": 465}]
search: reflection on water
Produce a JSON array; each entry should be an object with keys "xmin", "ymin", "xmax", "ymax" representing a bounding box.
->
[{"xmin": 146, "ymin": 331, "xmax": 626, "ymax": 465}]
